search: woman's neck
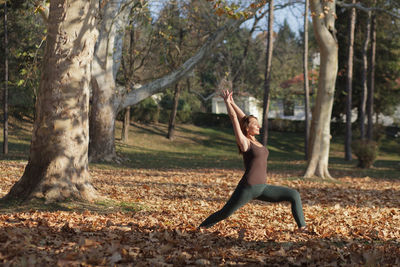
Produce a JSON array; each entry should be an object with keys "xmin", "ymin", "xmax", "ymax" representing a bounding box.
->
[{"xmin": 247, "ymin": 135, "xmax": 256, "ymax": 142}]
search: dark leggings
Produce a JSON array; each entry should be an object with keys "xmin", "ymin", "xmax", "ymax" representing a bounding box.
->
[{"xmin": 199, "ymin": 183, "xmax": 306, "ymax": 228}]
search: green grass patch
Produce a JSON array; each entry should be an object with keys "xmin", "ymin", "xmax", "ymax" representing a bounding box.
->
[{"xmin": 1, "ymin": 117, "xmax": 399, "ymax": 179}]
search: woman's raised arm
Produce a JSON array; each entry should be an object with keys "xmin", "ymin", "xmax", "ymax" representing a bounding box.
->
[
  {"xmin": 229, "ymin": 94, "xmax": 246, "ymax": 121},
  {"xmin": 221, "ymin": 90, "xmax": 249, "ymax": 152}
]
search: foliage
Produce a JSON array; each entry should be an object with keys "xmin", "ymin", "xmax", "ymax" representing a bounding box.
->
[
  {"xmin": 130, "ymin": 97, "xmax": 159, "ymax": 123},
  {"xmin": 0, "ymin": 2, "xmax": 45, "ymax": 119},
  {"xmin": 158, "ymin": 89, "xmax": 202, "ymax": 123},
  {"xmin": 352, "ymin": 139, "xmax": 379, "ymax": 168},
  {"xmin": 334, "ymin": 4, "xmax": 400, "ymax": 122},
  {"xmin": 192, "ymin": 112, "xmax": 231, "ymax": 128}
]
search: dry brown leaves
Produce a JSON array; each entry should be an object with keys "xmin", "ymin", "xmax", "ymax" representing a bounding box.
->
[{"xmin": 1, "ymin": 161, "xmax": 400, "ymax": 266}]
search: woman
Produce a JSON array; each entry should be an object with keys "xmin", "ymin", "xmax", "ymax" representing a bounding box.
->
[{"xmin": 199, "ymin": 90, "xmax": 307, "ymax": 231}]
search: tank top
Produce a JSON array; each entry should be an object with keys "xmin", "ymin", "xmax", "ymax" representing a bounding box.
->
[{"xmin": 241, "ymin": 141, "xmax": 269, "ymax": 185}]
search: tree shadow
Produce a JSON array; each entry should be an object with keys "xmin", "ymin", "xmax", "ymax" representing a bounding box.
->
[
  {"xmin": 114, "ymin": 145, "xmax": 243, "ymax": 169},
  {"xmin": 0, "ymin": 141, "xmax": 30, "ymax": 161}
]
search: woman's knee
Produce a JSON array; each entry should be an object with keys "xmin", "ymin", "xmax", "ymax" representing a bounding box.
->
[{"xmin": 289, "ymin": 189, "xmax": 301, "ymax": 203}]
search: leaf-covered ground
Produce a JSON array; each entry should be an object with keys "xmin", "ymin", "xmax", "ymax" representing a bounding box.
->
[{"xmin": 1, "ymin": 161, "xmax": 400, "ymax": 266}]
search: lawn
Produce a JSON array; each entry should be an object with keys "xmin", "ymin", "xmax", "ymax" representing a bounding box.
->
[{"xmin": 0, "ymin": 118, "xmax": 399, "ymax": 266}]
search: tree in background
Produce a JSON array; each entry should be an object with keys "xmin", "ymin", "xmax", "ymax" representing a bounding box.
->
[
  {"xmin": 152, "ymin": 0, "xmax": 197, "ymax": 140},
  {"xmin": 261, "ymin": 0, "xmax": 274, "ymax": 146},
  {"xmin": 3, "ymin": 0, "xmax": 8, "ymax": 155},
  {"xmin": 88, "ymin": 0, "xmax": 265, "ymax": 162},
  {"xmin": 359, "ymin": 10, "xmax": 371, "ymax": 140},
  {"xmin": 344, "ymin": 0, "xmax": 357, "ymax": 161},
  {"xmin": 367, "ymin": 0, "xmax": 376, "ymax": 141},
  {"xmin": 120, "ymin": 4, "xmax": 154, "ymax": 142},
  {"xmin": 0, "ymin": 1, "xmax": 45, "ymax": 120},
  {"xmin": 303, "ymin": 0, "xmax": 310, "ymax": 160},
  {"xmin": 304, "ymin": 0, "xmax": 338, "ymax": 179},
  {"xmin": 334, "ymin": 1, "xmax": 400, "ymax": 136}
]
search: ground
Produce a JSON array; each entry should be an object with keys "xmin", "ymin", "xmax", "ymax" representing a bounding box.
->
[
  {"xmin": 0, "ymin": 120, "xmax": 399, "ymax": 266},
  {"xmin": 1, "ymin": 161, "xmax": 399, "ymax": 266}
]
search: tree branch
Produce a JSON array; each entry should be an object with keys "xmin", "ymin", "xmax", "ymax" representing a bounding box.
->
[
  {"xmin": 336, "ymin": 1, "xmax": 400, "ymax": 20},
  {"xmin": 119, "ymin": 1, "xmax": 265, "ymax": 111}
]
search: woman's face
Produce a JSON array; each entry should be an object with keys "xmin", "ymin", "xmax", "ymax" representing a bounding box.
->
[{"xmin": 247, "ymin": 118, "xmax": 260, "ymax": 136}]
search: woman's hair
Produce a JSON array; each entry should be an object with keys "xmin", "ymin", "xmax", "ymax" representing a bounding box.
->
[{"xmin": 237, "ymin": 115, "xmax": 257, "ymax": 154}]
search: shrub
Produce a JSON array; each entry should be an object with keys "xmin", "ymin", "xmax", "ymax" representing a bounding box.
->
[
  {"xmin": 192, "ymin": 112, "xmax": 231, "ymax": 128},
  {"xmin": 267, "ymin": 119, "xmax": 304, "ymax": 132},
  {"xmin": 351, "ymin": 139, "xmax": 378, "ymax": 168},
  {"xmin": 158, "ymin": 93, "xmax": 198, "ymax": 124},
  {"xmin": 131, "ymin": 97, "xmax": 159, "ymax": 123}
]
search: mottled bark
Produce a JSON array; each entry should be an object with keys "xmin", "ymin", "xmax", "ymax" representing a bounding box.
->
[
  {"xmin": 4, "ymin": 0, "xmax": 99, "ymax": 202},
  {"xmin": 345, "ymin": 0, "xmax": 356, "ymax": 161},
  {"xmin": 304, "ymin": 0, "xmax": 338, "ymax": 179},
  {"xmin": 89, "ymin": 0, "xmax": 130, "ymax": 162},
  {"xmin": 261, "ymin": 0, "xmax": 274, "ymax": 146}
]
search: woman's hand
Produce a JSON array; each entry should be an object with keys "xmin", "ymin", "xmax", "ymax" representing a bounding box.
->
[{"xmin": 221, "ymin": 90, "xmax": 233, "ymax": 104}]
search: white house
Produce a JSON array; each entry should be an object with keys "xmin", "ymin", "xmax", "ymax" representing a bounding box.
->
[
  {"xmin": 211, "ymin": 94, "xmax": 400, "ymax": 127},
  {"xmin": 211, "ymin": 95, "xmax": 306, "ymax": 121},
  {"xmin": 212, "ymin": 95, "xmax": 263, "ymax": 119}
]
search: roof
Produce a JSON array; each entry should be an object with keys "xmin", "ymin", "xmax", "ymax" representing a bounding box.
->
[{"xmin": 280, "ymin": 70, "xmax": 319, "ymax": 89}]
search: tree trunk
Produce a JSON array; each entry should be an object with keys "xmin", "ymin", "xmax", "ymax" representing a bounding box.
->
[
  {"xmin": 3, "ymin": 0, "xmax": 8, "ymax": 155},
  {"xmin": 360, "ymin": 11, "xmax": 371, "ymax": 140},
  {"xmin": 367, "ymin": 7, "xmax": 376, "ymax": 141},
  {"xmin": 303, "ymin": 0, "xmax": 310, "ymax": 160},
  {"xmin": 89, "ymin": 4, "xmax": 261, "ymax": 162},
  {"xmin": 345, "ymin": 0, "xmax": 357, "ymax": 161},
  {"xmin": 261, "ymin": 0, "xmax": 274, "ymax": 146},
  {"xmin": 122, "ymin": 107, "xmax": 130, "ymax": 143},
  {"xmin": 88, "ymin": 0, "xmax": 130, "ymax": 162},
  {"xmin": 304, "ymin": 0, "xmax": 338, "ymax": 179},
  {"xmin": 167, "ymin": 84, "xmax": 181, "ymax": 140},
  {"xmin": 4, "ymin": 0, "xmax": 99, "ymax": 202}
]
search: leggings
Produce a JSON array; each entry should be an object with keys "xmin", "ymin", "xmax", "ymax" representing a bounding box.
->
[{"xmin": 199, "ymin": 183, "xmax": 306, "ymax": 228}]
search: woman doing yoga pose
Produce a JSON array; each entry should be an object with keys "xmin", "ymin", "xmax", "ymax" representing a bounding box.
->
[{"xmin": 199, "ymin": 90, "xmax": 307, "ymax": 230}]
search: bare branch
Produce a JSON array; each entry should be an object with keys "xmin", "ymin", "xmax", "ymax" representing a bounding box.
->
[
  {"xmin": 119, "ymin": 0, "xmax": 266, "ymax": 110},
  {"xmin": 336, "ymin": 1, "xmax": 400, "ymax": 20}
]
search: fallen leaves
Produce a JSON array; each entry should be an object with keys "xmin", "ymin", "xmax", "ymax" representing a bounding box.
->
[{"xmin": 0, "ymin": 161, "xmax": 400, "ymax": 266}]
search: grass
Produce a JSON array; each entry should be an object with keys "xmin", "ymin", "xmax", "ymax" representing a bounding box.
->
[{"xmin": 1, "ymin": 117, "xmax": 399, "ymax": 179}]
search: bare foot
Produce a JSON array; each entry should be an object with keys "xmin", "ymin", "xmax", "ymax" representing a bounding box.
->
[{"xmin": 297, "ymin": 226, "xmax": 311, "ymax": 233}]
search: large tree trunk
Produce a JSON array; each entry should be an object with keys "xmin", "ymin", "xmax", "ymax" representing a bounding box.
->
[
  {"xmin": 345, "ymin": 0, "xmax": 357, "ymax": 161},
  {"xmin": 167, "ymin": 83, "xmax": 181, "ymax": 140},
  {"xmin": 4, "ymin": 0, "xmax": 99, "ymax": 202},
  {"xmin": 261, "ymin": 0, "xmax": 274, "ymax": 146},
  {"xmin": 304, "ymin": 0, "xmax": 338, "ymax": 179},
  {"xmin": 3, "ymin": 0, "xmax": 8, "ymax": 155},
  {"xmin": 303, "ymin": 0, "xmax": 310, "ymax": 160},
  {"xmin": 359, "ymin": 11, "xmax": 371, "ymax": 140},
  {"xmin": 89, "ymin": 0, "xmax": 130, "ymax": 162},
  {"xmin": 367, "ymin": 7, "xmax": 376, "ymax": 141}
]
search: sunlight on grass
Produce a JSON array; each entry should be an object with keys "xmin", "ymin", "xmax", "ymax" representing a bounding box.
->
[{"xmin": 0, "ymin": 118, "xmax": 399, "ymax": 179}]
